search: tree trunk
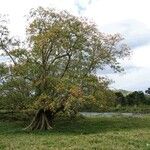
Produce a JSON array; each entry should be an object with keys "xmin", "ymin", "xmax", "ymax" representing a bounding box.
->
[{"xmin": 24, "ymin": 109, "xmax": 53, "ymax": 131}]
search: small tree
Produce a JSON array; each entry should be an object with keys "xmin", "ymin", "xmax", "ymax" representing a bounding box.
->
[
  {"xmin": 145, "ymin": 88, "xmax": 150, "ymax": 95},
  {"xmin": 126, "ymin": 91, "xmax": 145, "ymax": 106},
  {"xmin": 0, "ymin": 7, "xmax": 130, "ymax": 130},
  {"xmin": 145, "ymin": 88, "xmax": 150, "ymax": 105},
  {"xmin": 115, "ymin": 92, "xmax": 126, "ymax": 106}
]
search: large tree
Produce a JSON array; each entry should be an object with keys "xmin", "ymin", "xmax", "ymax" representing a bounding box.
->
[{"xmin": 0, "ymin": 7, "xmax": 130, "ymax": 130}]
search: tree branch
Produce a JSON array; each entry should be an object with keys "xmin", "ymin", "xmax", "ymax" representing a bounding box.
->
[
  {"xmin": 0, "ymin": 42, "xmax": 17, "ymax": 65},
  {"xmin": 60, "ymin": 53, "xmax": 71, "ymax": 79},
  {"xmin": 50, "ymin": 53, "xmax": 69, "ymax": 65}
]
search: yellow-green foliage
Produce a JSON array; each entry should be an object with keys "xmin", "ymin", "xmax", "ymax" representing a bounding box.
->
[{"xmin": 0, "ymin": 7, "xmax": 130, "ymax": 114}]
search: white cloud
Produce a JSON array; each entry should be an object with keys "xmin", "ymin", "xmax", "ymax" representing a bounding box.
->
[
  {"xmin": 0, "ymin": 0, "xmax": 78, "ymax": 39},
  {"xmin": 83, "ymin": 0, "xmax": 150, "ymax": 28},
  {"xmin": 132, "ymin": 45, "xmax": 150, "ymax": 68},
  {"xmin": 108, "ymin": 67, "xmax": 150, "ymax": 91},
  {"xmin": 106, "ymin": 44, "xmax": 150, "ymax": 91}
]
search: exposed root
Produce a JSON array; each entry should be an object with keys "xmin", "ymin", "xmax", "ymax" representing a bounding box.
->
[{"xmin": 24, "ymin": 109, "xmax": 53, "ymax": 131}]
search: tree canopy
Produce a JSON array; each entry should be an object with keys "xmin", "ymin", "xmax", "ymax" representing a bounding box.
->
[{"xmin": 0, "ymin": 7, "xmax": 130, "ymax": 130}]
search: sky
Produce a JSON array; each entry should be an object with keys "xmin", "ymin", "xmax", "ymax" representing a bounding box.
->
[{"xmin": 0, "ymin": 0, "xmax": 150, "ymax": 91}]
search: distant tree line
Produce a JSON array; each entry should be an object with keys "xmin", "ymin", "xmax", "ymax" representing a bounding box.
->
[
  {"xmin": 115, "ymin": 88, "xmax": 150, "ymax": 106},
  {"xmin": 80, "ymin": 88, "xmax": 150, "ymax": 112}
]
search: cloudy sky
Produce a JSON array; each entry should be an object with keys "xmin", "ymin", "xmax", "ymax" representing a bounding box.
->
[{"xmin": 0, "ymin": 0, "xmax": 150, "ymax": 91}]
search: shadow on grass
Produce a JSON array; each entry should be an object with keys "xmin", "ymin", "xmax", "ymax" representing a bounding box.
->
[{"xmin": 0, "ymin": 116, "xmax": 150, "ymax": 135}]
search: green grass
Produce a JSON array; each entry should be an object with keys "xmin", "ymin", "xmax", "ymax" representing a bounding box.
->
[{"xmin": 0, "ymin": 116, "xmax": 150, "ymax": 150}]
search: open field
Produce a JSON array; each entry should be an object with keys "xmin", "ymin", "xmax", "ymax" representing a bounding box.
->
[{"xmin": 0, "ymin": 115, "xmax": 150, "ymax": 150}]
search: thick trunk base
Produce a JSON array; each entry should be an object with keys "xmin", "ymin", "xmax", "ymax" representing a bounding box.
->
[{"xmin": 24, "ymin": 109, "xmax": 53, "ymax": 131}]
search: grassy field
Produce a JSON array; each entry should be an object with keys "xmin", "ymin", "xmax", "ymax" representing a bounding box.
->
[{"xmin": 0, "ymin": 115, "xmax": 150, "ymax": 150}]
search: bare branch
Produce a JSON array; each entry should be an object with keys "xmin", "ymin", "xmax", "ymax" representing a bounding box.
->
[{"xmin": 0, "ymin": 42, "xmax": 17, "ymax": 65}]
